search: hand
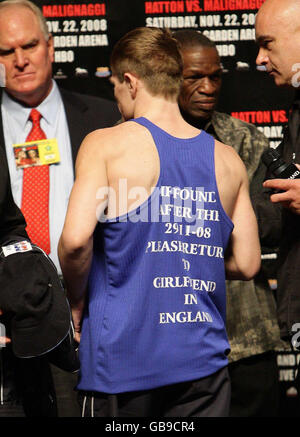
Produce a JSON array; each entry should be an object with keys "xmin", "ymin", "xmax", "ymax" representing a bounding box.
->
[
  {"xmin": 68, "ymin": 297, "xmax": 85, "ymax": 344},
  {"xmin": 72, "ymin": 307, "xmax": 82, "ymax": 344},
  {"xmin": 0, "ymin": 308, "xmax": 11, "ymax": 346},
  {"xmin": 263, "ymin": 174, "xmax": 300, "ymax": 215}
]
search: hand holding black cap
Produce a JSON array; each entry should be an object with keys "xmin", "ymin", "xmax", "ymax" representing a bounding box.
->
[{"xmin": 0, "ymin": 241, "xmax": 78, "ymax": 370}]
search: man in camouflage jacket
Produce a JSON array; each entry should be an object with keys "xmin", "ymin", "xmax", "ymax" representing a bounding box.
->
[{"xmin": 174, "ymin": 29, "xmax": 284, "ymax": 417}]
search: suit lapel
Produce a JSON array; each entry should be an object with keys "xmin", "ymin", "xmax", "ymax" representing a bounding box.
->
[
  {"xmin": 0, "ymin": 90, "xmax": 6, "ymax": 152},
  {"xmin": 59, "ymin": 88, "xmax": 88, "ymax": 167}
]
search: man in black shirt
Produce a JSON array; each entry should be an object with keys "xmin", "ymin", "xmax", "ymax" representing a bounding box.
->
[
  {"xmin": 0, "ymin": 147, "xmax": 58, "ymax": 417},
  {"xmin": 256, "ymin": 0, "xmax": 300, "ymax": 342}
]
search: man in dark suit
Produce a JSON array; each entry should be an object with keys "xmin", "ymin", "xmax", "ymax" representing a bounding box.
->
[
  {"xmin": 0, "ymin": 148, "xmax": 28, "ymax": 245},
  {"xmin": 0, "ymin": 0, "xmax": 120, "ymax": 416},
  {"xmin": 0, "ymin": 146, "xmax": 58, "ymax": 417},
  {"xmin": 256, "ymin": 0, "xmax": 300, "ymax": 394}
]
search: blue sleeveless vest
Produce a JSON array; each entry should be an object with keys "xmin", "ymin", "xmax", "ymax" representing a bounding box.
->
[{"xmin": 77, "ymin": 117, "xmax": 233, "ymax": 394}]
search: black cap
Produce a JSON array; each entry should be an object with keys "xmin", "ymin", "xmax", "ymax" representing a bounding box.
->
[{"xmin": 0, "ymin": 243, "xmax": 70, "ymax": 358}]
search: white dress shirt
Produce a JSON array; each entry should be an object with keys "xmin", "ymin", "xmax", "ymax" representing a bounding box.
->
[{"xmin": 1, "ymin": 80, "xmax": 74, "ymax": 274}]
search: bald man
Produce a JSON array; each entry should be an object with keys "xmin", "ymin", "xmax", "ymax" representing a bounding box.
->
[{"xmin": 256, "ymin": 0, "xmax": 300, "ymax": 347}]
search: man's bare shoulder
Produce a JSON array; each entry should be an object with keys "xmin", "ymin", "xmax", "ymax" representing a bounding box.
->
[
  {"xmin": 84, "ymin": 121, "xmax": 140, "ymax": 146},
  {"xmin": 215, "ymin": 139, "xmax": 247, "ymax": 171},
  {"xmin": 214, "ymin": 139, "xmax": 248, "ymax": 189},
  {"xmin": 214, "ymin": 140, "xmax": 250, "ymax": 217},
  {"xmin": 76, "ymin": 121, "xmax": 143, "ymax": 164},
  {"xmin": 215, "ymin": 138, "xmax": 241, "ymax": 158}
]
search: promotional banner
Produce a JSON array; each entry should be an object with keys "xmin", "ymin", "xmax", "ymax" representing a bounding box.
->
[{"xmin": 35, "ymin": 0, "xmax": 295, "ymax": 144}]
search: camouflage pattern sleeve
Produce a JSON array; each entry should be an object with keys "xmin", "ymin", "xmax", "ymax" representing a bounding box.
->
[
  {"xmin": 212, "ymin": 111, "xmax": 268, "ymax": 182},
  {"xmin": 212, "ymin": 111, "xmax": 282, "ymax": 249},
  {"xmin": 211, "ymin": 111, "xmax": 283, "ymax": 361}
]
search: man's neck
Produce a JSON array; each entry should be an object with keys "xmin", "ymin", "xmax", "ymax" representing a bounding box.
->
[
  {"xmin": 180, "ymin": 110, "xmax": 212, "ymax": 131},
  {"xmin": 133, "ymin": 94, "xmax": 201, "ymax": 138}
]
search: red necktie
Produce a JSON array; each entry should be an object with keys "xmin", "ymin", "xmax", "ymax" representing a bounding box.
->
[{"xmin": 21, "ymin": 109, "xmax": 50, "ymax": 254}]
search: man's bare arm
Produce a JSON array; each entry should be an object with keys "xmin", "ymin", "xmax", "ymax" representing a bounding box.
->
[
  {"xmin": 220, "ymin": 148, "xmax": 261, "ymax": 280},
  {"xmin": 58, "ymin": 130, "xmax": 109, "ymax": 341}
]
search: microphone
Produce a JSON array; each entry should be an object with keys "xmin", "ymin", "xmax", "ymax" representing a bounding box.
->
[{"xmin": 262, "ymin": 148, "xmax": 300, "ymax": 180}]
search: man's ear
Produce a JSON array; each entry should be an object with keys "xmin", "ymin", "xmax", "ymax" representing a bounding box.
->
[
  {"xmin": 47, "ymin": 34, "xmax": 55, "ymax": 63},
  {"xmin": 124, "ymin": 73, "xmax": 138, "ymax": 99}
]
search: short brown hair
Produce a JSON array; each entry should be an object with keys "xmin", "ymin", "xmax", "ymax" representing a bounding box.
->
[
  {"xmin": 173, "ymin": 29, "xmax": 217, "ymax": 51},
  {"xmin": 110, "ymin": 27, "xmax": 183, "ymax": 99}
]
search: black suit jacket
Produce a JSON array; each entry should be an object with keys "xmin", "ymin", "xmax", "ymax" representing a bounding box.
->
[
  {"xmin": 0, "ymin": 147, "xmax": 28, "ymax": 245},
  {"xmin": 60, "ymin": 88, "xmax": 120, "ymax": 165},
  {"xmin": 0, "ymin": 147, "xmax": 57, "ymax": 417}
]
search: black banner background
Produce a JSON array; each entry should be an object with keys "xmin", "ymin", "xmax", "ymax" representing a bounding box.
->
[{"xmin": 31, "ymin": 0, "xmax": 296, "ymax": 149}]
